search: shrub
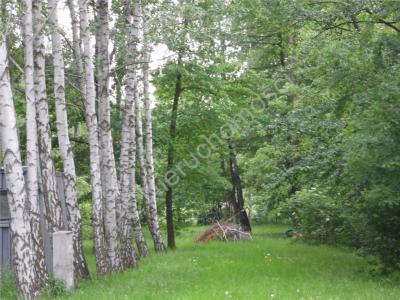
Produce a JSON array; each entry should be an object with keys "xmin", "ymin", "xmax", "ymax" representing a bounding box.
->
[
  {"xmin": 278, "ymin": 188, "xmax": 343, "ymax": 244},
  {"xmin": 45, "ymin": 275, "xmax": 67, "ymax": 298}
]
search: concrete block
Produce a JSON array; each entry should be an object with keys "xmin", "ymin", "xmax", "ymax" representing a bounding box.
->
[{"xmin": 52, "ymin": 231, "xmax": 74, "ymax": 289}]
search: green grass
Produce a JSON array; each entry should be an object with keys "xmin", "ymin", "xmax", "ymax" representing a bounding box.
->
[
  {"xmin": 39, "ymin": 225, "xmax": 400, "ymax": 300},
  {"xmin": 21, "ymin": 225, "xmax": 400, "ymax": 299}
]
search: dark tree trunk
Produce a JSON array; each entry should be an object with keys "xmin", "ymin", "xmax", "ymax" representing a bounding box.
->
[
  {"xmin": 278, "ymin": 33, "xmax": 285, "ymax": 67},
  {"xmin": 165, "ymin": 58, "xmax": 182, "ymax": 249},
  {"xmin": 227, "ymin": 139, "xmax": 252, "ymax": 232}
]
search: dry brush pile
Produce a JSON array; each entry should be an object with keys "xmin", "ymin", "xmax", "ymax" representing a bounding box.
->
[{"xmin": 196, "ymin": 221, "xmax": 252, "ymax": 243}]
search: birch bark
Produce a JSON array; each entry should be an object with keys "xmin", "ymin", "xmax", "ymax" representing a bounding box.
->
[
  {"xmin": 0, "ymin": 33, "xmax": 39, "ymax": 300},
  {"xmin": 96, "ymin": 0, "xmax": 122, "ymax": 272},
  {"xmin": 78, "ymin": 0, "xmax": 108, "ymax": 275},
  {"xmin": 135, "ymin": 89, "xmax": 154, "ymax": 257},
  {"xmin": 22, "ymin": 0, "xmax": 48, "ymax": 288},
  {"xmin": 32, "ymin": 0, "xmax": 64, "ymax": 233},
  {"xmin": 131, "ymin": 87, "xmax": 149, "ymax": 257},
  {"xmin": 67, "ymin": 0, "xmax": 86, "ymax": 99},
  {"xmin": 142, "ymin": 8, "xmax": 165, "ymax": 251},
  {"xmin": 119, "ymin": 0, "xmax": 147, "ymax": 266},
  {"xmin": 48, "ymin": 0, "xmax": 90, "ymax": 279}
]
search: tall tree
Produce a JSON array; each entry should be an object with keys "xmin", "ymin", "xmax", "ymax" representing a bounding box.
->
[
  {"xmin": 134, "ymin": 97, "xmax": 151, "ymax": 257},
  {"xmin": 130, "ymin": 84, "xmax": 149, "ymax": 257},
  {"xmin": 96, "ymin": 0, "xmax": 122, "ymax": 272},
  {"xmin": 135, "ymin": 96, "xmax": 149, "ymax": 224},
  {"xmin": 165, "ymin": 53, "xmax": 183, "ymax": 249},
  {"xmin": 129, "ymin": 135, "xmax": 150, "ymax": 257},
  {"xmin": 22, "ymin": 0, "xmax": 48, "ymax": 288},
  {"xmin": 119, "ymin": 79, "xmax": 139, "ymax": 267},
  {"xmin": 67, "ymin": 0, "xmax": 86, "ymax": 99},
  {"xmin": 158, "ymin": 0, "xmax": 189, "ymax": 249},
  {"xmin": 141, "ymin": 5, "xmax": 165, "ymax": 252},
  {"xmin": 48, "ymin": 0, "xmax": 90, "ymax": 279},
  {"xmin": 78, "ymin": 0, "xmax": 108, "ymax": 275},
  {"xmin": 119, "ymin": 0, "xmax": 147, "ymax": 266},
  {"xmin": 32, "ymin": 0, "xmax": 64, "ymax": 232},
  {"xmin": 0, "ymin": 31, "xmax": 39, "ymax": 299},
  {"xmin": 126, "ymin": 0, "xmax": 149, "ymax": 258}
]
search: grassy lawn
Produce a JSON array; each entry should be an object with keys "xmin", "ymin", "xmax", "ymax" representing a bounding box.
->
[{"xmin": 38, "ymin": 225, "xmax": 400, "ymax": 300}]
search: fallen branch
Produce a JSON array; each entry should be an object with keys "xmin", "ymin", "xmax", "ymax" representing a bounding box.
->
[{"xmin": 196, "ymin": 220, "xmax": 252, "ymax": 243}]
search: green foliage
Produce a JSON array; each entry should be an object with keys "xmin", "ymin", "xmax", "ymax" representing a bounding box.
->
[
  {"xmin": 80, "ymin": 202, "xmax": 93, "ymax": 240},
  {"xmin": 3, "ymin": 0, "xmax": 398, "ymax": 280},
  {"xmin": 226, "ymin": 0, "xmax": 400, "ymax": 273},
  {"xmin": 76, "ymin": 176, "xmax": 92, "ymax": 203},
  {"xmin": 45, "ymin": 276, "xmax": 68, "ymax": 298},
  {"xmin": 278, "ymin": 188, "xmax": 344, "ymax": 244},
  {"xmin": 146, "ymin": 0, "xmax": 400, "ymax": 273}
]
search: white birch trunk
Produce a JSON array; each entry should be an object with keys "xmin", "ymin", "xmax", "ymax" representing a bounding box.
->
[
  {"xmin": 67, "ymin": 0, "xmax": 86, "ymax": 99},
  {"xmin": 135, "ymin": 95, "xmax": 150, "ymax": 220},
  {"xmin": 131, "ymin": 90, "xmax": 149, "ymax": 257},
  {"xmin": 78, "ymin": 0, "xmax": 108, "ymax": 275},
  {"xmin": 135, "ymin": 91, "xmax": 153, "ymax": 257},
  {"xmin": 48, "ymin": 0, "xmax": 90, "ymax": 279},
  {"xmin": 32, "ymin": 0, "xmax": 64, "ymax": 233},
  {"xmin": 22, "ymin": 0, "xmax": 48, "ymax": 288},
  {"xmin": 96, "ymin": 0, "xmax": 122, "ymax": 272},
  {"xmin": 119, "ymin": 70, "xmax": 139, "ymax": 268},
  {"xmin": 142, "ymin": 6, "xmax": 165, "ymax": 251},
  {"xmin": 119, "ymin": 0, "xmax": 146, "ymax": 267},
  {"xmin": 0, "ymin": 34, "xmax": 39, "ymax": 300},
  {"xmin": 119, "ymin": 97, "xmax": 139, "ymax": 268},
  {"xmin": 129, "ymin": 0, "xmax": 149, "ymax": 257}
]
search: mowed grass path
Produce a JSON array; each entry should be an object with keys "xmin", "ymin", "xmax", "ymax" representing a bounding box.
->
[{"xmin": 45, "ymin": 225, "xmax": 399, "ymax": 300}]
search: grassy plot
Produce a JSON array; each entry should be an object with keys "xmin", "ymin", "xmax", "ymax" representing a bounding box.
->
[{"xmin": 41, "ymin": 225, "xmax": 399, "ymax": 300}]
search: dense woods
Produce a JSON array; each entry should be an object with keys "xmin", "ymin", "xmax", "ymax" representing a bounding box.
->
[{"xmin": 0, "ymin": 0, "xmax": 399, "ymax": 299}]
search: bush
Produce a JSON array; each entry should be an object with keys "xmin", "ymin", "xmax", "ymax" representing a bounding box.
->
[
  {"xmin": 278, "ymin": 185, "xmax": 400, "ymax": 274},
  {"xmin": 278, "ymin": 188, "xmax": 343, "ymax": 243},
  {"xmin": 45, "ymin": 275, "xmax": 67, "ymax": 298},
  {"xmin": 354, "ymin": 186, "xmax": 400, "ymax": 273}
]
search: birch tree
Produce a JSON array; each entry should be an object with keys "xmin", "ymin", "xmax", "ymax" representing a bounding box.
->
[
  {"xmin": 119, "ymin": 89, "xmax": 139, "ymax": 266},
  {"xmin": 22, "ymin": 0, "xmax": 48, "ymax": 287},
  {"xmin": 32, "ymin": 0, "xmax": 64, "ymax": 233},
  {"xmin": 67, "ymin": 0, "xmax": 85, "ymax": 99},
  {"xmin": 78, "ymin": 0, "xmax": 108, "ymax": 275},
  {"xmin": 0, "ymin": 31, "xmax": 39, "ymax": 299},
  {"xmin": 119, "ymin": 0, "xmax": 146, "ymax": 267},
  {"xmin": 48, "ymin": 0, "xmax": 90, "ymax": 279},
  {"xmin": 134, "ymin": 95, "xmax": 151, "ymax": 249},
  {"xmin": 96, "ymin": 0, "xmax": 122, "ymax": 271},
  {"xmin": 135, "ymin": 84, "xmax": 158, "ymax": 256},
  {"xmin": 142, "ymin": 7, "xmax": 165, "ymax": 251},
  {"xmin": 119, "ymin": 65, "xmax": 139, "ymax": 267},
  {"xmin": 131, "ymin": 86, "xmax": 149, "ymax": 257}
]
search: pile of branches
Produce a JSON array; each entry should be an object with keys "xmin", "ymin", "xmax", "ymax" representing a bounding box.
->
[{"xmin": 196, "ymin": 220, "xmax": 252, "ymax": 243}]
